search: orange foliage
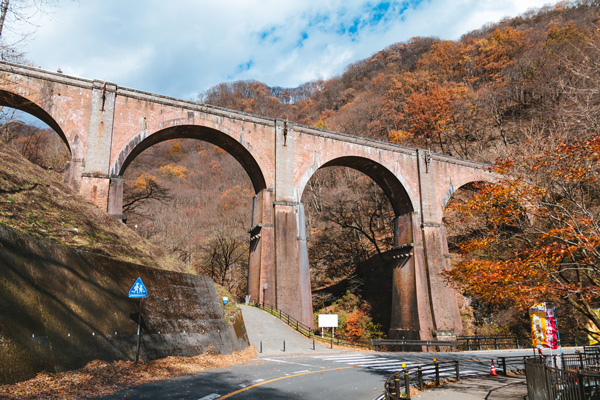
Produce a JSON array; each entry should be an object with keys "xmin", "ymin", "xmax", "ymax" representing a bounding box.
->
[
  {"xmin": 418, "ymin": 40, "xmax": 473, "ymax": 82},
  {"xmin": 473, "ymin": 27, "xmax": 527, "ymax": 85},
  {"xmin": 446, "ymin": 135, "xmax": 600, "ymax": 317},
  {"xmin": 403, "ymin": 82, "xmax": 471, "ymax": 149},
  {"xmin": 344, "ymin": 308, "xmax": 370, "ymax": 343}
]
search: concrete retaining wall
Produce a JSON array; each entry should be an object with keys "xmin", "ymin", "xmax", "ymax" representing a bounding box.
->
[{"xmin": 0, "ymin": 225, "xmax": 248, "ymax": 384}]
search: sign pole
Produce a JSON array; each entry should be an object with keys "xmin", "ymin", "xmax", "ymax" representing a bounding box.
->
[
  {"xmin": 128, "ymin": 277, "xmax": 148, "ymax": 365},
  {"xmin": 135, "ymin": 298, "xmax": 143, "ymax": 364}
]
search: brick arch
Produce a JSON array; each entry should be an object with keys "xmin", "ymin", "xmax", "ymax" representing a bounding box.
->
[
  {"xmin": 110, "ymin": 124, "xmax": 267, "ymax": 193},
  {"xmin": 440, "ymin": 173, "xmax": 497, "ymax": 212},
  {"xmin": 298, "ymin": 155, "xmax": 414, "ymax": 216},
  {"xmin": 0, "ymin": 89, "xmax": 70, "ymax": 154}
]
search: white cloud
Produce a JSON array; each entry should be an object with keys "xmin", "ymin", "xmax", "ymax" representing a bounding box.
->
[{"xmin": 6, "ymin": 0, "xmax": 561, "ymax": 99}]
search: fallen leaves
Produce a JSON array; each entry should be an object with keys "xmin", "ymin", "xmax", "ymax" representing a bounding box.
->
[{"xmin": 0, "ymin": 346, "xmax": 257, "ymax": 399}]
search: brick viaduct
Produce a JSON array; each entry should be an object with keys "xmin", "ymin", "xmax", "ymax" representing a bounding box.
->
[{"xmin": 0, "ymin": 62, "xmax": 494, "ymax": 341}]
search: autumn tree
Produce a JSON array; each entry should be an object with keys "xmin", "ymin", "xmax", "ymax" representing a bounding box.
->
[
  {"xmin": 122, "ymin": 174, "xmax": 171, "ymax": 215},
  {"xmin": 198, "ymin": 228, "xmax": 249, "ymax": 298},
  {"xmin": 446, "ymin": 134, "xmax": 600, "ymax": 335}
]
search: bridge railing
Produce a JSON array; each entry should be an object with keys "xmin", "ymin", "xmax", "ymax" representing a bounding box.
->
[{"xmin": 457, "ymin": 335, "xmax": 528, "ymax": 351}]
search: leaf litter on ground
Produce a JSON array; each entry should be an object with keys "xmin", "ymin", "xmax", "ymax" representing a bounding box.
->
[{"xmin": 0, "ymin": 346, "xmax": 257, "ymax": 399}]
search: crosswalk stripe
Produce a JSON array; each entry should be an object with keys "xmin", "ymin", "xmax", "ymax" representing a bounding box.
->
[
  {"xmin": 352, "ymin": 359, "xmax": 412, "ymax": 365},
  {"xmin": 312, "ymin": 354, "xmax": 489, "ymax": 379},
  {"xmin": 321, "ymin": 355, "xmax": 375, "ymax": 361}
]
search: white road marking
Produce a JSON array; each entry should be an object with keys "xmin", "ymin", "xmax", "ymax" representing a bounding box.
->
[
  {"xmin": 197, "ymin": 394, "xmax": 220, "ymax": 400},
  {"xmin": 319, "ymin": 355, "xmax": 372, "ymax": 361},
  {"xmin": 239, "ymin": 378, "xmax": 265, "ymax": 388},
  {"xmin": 261, "ymin": 358, "xmax": 322, "ymax": 368}
]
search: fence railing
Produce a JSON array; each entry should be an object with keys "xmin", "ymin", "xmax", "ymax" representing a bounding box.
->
[
  {"xmin": 496, "ymin": 352, "xmax": 599, "ymax": 376},
  {"xmin": 457, "ymin": 335, "xmax": 528, "ymax": 350},
  {"xmin": 383, "ymin": 352, "xmax": 586, "ymax": 399},
  {"xmin": 253, "ymin": 302, "xmax": 372, "ymax": 350},
  {"xmin": 384, "ymin": 360, "xmax": 461, "ymax": 399},
  {"xmin": 525, "ymin": 357, "xmax": 600, "ymax": 400},
  {"xmin": 371, "ymin": 339, "xmax": 458, "ymax": 352},
  {"xmin": 457, "ymin": 335, "xmax": 585, "ymax": 351}
]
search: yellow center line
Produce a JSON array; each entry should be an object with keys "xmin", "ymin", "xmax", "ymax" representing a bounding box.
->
[{"xmin": 217, "ymin": 365, "xmax": 357, "ymax": 399}]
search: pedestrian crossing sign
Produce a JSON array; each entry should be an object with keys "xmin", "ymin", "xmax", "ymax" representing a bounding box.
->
[{"xmin": 128, "ymin": 277, "xmax": 148, "ymax": 298}]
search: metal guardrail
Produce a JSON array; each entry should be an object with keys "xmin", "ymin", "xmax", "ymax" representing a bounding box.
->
[
  {"xmin": 456, "ymin": 335, "xmax": 585, "ymax": 351},
  {"xmin": 457, "ymin": 335, "xmax": 528, "ymax": 350},
  {"xmin": 525, "ymin": 358, "xmax": 600, "ymax": 400},
  {"xmin": 497, "ymin": 353, "xmax": 594, "ymax": 376},
  {"xmin": 384, "ymin": 360, "xmax": 461, "ymax": 399},
  {"xmin": 371, "ymin": 339, "xmax": 458, "ymax": 352}
]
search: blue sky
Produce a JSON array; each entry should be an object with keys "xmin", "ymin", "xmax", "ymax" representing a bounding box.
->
[{"xmin": 6, "ymin": 0, "xmax": 560, "ymax": 101}]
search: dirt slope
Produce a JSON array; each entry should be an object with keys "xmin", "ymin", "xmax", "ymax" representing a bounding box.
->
[{"xmin": 0, "ymin": 140, "xmax": 184, "ymax": 271}]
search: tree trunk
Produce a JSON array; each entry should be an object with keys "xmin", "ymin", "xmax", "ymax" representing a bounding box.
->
[{"xmin": 0, "ymin": 0, "xmax": 9, "ymax": 38}]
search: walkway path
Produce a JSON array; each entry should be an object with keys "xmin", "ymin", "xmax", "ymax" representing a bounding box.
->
[
  {"xmin": 239, "ymin": 305, "xmax": 340, "ymax": 355},
  {"xmin": 413, "ymin": 374, "xmax": 527, "ymax": 399}
]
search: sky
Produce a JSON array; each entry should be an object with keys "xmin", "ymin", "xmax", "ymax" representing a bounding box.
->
[{"xmin": 6, "ymin": 0, "xmax": 561, "ymax": 101}]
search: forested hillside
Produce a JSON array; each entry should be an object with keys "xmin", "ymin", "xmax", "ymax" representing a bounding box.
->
[
  {"xmin": 4, "ymin": 0, "xmax": 600, "ymax": 340},
  {"xmin": 197, "ymin": 0, "xmax": 600, "ymax": 339}
]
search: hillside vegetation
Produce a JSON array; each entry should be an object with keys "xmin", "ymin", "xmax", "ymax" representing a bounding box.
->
[{"xmin": 0, "ymin": 140, "xmax": 184, "ymax": 271}]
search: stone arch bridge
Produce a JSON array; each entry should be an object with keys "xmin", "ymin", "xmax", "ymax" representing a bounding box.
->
[{"xmin": 0, "ymin": 62, "xmax": 493, "ymax": 341}]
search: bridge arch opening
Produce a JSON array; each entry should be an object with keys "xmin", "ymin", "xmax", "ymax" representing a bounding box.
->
[
  {"xmin": 299, "ymin": 156, "xmax": 414, "ymax": 338},
  {"xmin": 442, "ymin": 179, "xmax": 526, "ymax": 335},
  {"xmin": 299, "ymin": 156, "xmax": 413, "ymax": 217},
  {"xmin": 0, "ymin": 92, "xmax": 70, "ymax": 175},
  {"xmin": 0, "ymin": 89, "xmax": 70, "ymax": 154},
  {"xmin": 113, "ymin": 125, "xmax": 266, "ymax": 193},
  {"xmin": 114, "ymin": 125, "xmax": 265, "ymax": 300}
]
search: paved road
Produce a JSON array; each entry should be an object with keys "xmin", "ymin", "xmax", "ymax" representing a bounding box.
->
[{"xmin": 96, "ymin": 305, "xmax": 570, "ymax": 399}]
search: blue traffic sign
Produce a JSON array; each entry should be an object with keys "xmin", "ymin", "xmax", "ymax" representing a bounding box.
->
[{"xmin": 128, "ymin": 277, "xmax": 148, "ymax": 298}]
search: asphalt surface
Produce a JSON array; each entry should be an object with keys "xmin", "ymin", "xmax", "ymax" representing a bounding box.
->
[
  {"xmin": 95, "ymin": 305, "xmax": 569, "ymax": 399},
  {"xmin": 413, "ymin": 374, "xmax": 528, "ymax": 399}
]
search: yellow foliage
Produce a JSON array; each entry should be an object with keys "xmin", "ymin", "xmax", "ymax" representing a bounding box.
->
[
  {"xmin": 133, "ymin": 174, "xmax": 158, "ymax": 189},
  {"xmin": 389, "ymin": 129, "xmax": 411, "ymax": 143},
  {"xmin": 159, "ymin": 163, "xmax": 187, "ymax": 178},
  {"xmin": 313, "ymin": 118, "xmax": 329, "ymax": 130}
]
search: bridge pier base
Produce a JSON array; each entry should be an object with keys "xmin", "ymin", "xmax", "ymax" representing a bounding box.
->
[
  {"xmin": 108, "ymin": 176, "xmax": 125, "ymax": 222},
  {"xmin": 247, "ymin": 190, "xmax": 313, "ymax": 328},
  {"xmin": 79, "ymin": 174, "xmax": 111, "ymax": 212},
  {"xmin": 389, "ymin": 210, "xmax": 462, "ymax": 343},
  {"xmin": 274, "ymin": 202, "xmax": 313, "ymax": 329},
  {"xmin": 248, "ymin": 189, "xmax": 276, "ymax": 307},
  {"xmin": 389, "ymin": 212, "xmax": 434, "ymax": 342}
]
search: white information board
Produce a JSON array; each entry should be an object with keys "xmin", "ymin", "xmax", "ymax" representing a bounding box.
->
[{"xmin": 318, "ymin": 314, "xmax": 339, "ymax": 328}]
